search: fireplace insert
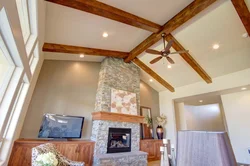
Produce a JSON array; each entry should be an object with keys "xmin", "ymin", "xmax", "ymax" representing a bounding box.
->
[{"xmin": 107, "ymin": 128, "xmax": 131, "ymax": 153}]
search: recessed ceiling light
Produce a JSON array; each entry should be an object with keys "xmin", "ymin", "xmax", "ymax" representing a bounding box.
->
[
  {"xmin": 149, "ymin": 79, "xmax": 153, "ymax": 82},
  {"xmin": 241, "ymin": 87, "xmax": 247, "ymax": 90},
  {"xmin": 242, "ymin": 33, "xmax": 249, "ymax": 38},
  {"xmin": 199, "ymin": 100, "xmax": 203, "ymax": 103},
  {"xmin": 102, "ymin": 32, "xmax": 108, "ymax": 38},
  {"xmin": 213, "ymin": 44, "xmax": 220, "ymax": 50},
  {"xmin": 168, "ymin": 65, "xmax": 172, "ymax": 69},
  {"xmin": 79, "ymin": 54, "xmax": 85, "ymax": 58}
]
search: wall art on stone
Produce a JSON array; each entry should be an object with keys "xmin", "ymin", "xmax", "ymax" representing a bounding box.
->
[{"xmin": 111, "ymin": 88, "xmax": 137, "ymax": 115}]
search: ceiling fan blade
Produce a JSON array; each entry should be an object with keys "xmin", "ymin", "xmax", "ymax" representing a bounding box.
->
[
  {"xmin": 150, "ymin": 56, "xmax": 163, "ymax": 64},
  {"xmin": 146, "ymin": 49, "xmax": 161, "ymax": 55},
  {"xmin": 165, "ymin": 40, "xmax": 174, "ymax": 51},
  {"xmin": 170, "ymin": 50, "xmax": 189, "ymax": 54},
  {"xmin": 166, "ymin": 56, "xmax": 175, "ymax": 64}
]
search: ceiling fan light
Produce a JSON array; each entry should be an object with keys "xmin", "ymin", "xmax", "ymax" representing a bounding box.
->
[{"xmin": 168, "ymin": 65, "xmax": 172, "ymax": 69}]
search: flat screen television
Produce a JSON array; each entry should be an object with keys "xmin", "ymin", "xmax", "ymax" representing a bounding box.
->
[{"xmin": 38, "ymin": 114, "xmax": 84, "ymax": 139}]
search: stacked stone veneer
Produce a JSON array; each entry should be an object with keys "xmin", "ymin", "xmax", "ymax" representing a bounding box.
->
[
  {"xmin": 91, "ymin": 58, "xmax": 147, "ymax": 166},
  {"xmin": 94, "ymin": 57, "xmax": 140, "ymax": 113}
]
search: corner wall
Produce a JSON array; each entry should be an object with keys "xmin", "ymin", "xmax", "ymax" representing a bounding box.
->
[
  {"xmin": 159, "ymin": 68, "xmax": 250, "ymax": 149},
  {"xmin": 221, "ymin": 90, "xmax": 250, "ymax": 164}
]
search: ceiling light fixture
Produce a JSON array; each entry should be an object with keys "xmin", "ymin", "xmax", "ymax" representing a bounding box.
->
[
  {"xmin": 102, "ymin": 32, "xmax": 108, "ymax": 38},
  {"xmin": 168, "ymin": 65, "xmax": 172, "ymax": 69},
  {"xmin": 79, "ymin": 54, "xmax": 85, "ymax": 58},
  {"xmin": 149, "ymin": 79, "xmax": 153, "ymax": 82},
  {"xmin": 213, "ymin": 44, "xmax": 220, "ymax": 50},
  {"xmin": 199, "ymin": 100, "xmax": 203, "ymax": 103},
  {"xmin": 241, "ymin": 87, "xmax": 247, "ymax": 90}
]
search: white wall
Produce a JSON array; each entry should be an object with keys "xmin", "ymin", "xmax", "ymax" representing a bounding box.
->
[
  {"xmin": 159, "ymin": 68, "xmax": 250, "ymax": 150},
  {"xmin": 184, "ymin": 104, "xmax": 225, "ymax": 131},
  {"xmin": 221, "ymin": 90, "xmax": 250, "ymax": 164},
  {"xmin": 174, "ymin": 102, "xmax": 187, "ymax": 130}
]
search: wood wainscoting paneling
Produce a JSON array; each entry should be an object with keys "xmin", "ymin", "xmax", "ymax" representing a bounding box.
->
[
  {"xmin": 8, "ymin": 139, "xmax": 95, "ymax": 166},
  {"xmin": 92, "ymin": 111, "xmax": 144, "ymax": 123}
]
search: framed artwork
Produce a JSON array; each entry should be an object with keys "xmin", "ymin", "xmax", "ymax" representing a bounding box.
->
[{"xmin": 111, "ymin": 88, "xmax": 137, "ymax": 115}]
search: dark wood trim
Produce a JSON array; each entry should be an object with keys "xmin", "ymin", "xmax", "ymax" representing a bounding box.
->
[
  {"xmin": 45, "ymin": 0, "xmax": 161, "ymax": 33},
  {"xmin": 165, "ymin": 34, "xmax": 212, "ymax": 83},
  {"xmin": 231, "ymin": 0, "xmax": 250, "ymax": 35},
  {"xmin": 124, "ymin": 0, "xmax": 217, "ymax": 62},
  {"xmin": 132, "ymin": 57, "xmax": 175, "ymax": 92},
  {"xmin": 43, "ymin": 43, "xmax": 129, "ymax": 58}
]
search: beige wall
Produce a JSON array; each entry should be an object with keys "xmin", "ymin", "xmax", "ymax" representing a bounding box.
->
[
  {"xmin": 221, "ymin": 90, "xmax": 250, "ymax": 164},
  {"xmin": 175, "ymin": 103, "xmax": 225, "ymax": 131},
  {"xmin": 184, "ymin": 104, "xmax": 225, "ymax": 131},
  {"xmin": 140, "ymin": 81, "xmax": 160, "ymax": 139},
  {"xmin": 174, "ymin": 102, "xmax": 187, "ymax": 131},
  {"xmin": 20, "ymin": 60, "xmax": 160, "ymax": 139},
  {"xmin": 20, "ymin": 60, "xmax": 101, "ymax": 139}
]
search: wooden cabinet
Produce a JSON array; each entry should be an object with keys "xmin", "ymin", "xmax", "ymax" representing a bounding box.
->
[
  {"xmin": 140, "ymin": 139, "xmax": 171, "ymax": 161},
  {"xmin": 140, "ymin": 139, "xmax": 163, "ymax": 161},
  {"xmin": 8, "ymin": 139, "xmax": 95, "ymax": 166}
]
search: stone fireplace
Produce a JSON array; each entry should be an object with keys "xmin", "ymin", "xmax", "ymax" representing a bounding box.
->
[{"xmin": 91, "ymin": 58, "xmax": 147, "ymax": 166}]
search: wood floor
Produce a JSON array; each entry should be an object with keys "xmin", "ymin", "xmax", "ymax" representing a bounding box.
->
[{"xmin": 148, "ymin": 160, "xmax": 160, "ymax": 166}]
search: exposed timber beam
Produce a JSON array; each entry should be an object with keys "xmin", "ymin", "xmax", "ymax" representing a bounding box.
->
[
  {"xmin": 45, "ymin": 0, "xmax": 162, "ymax": 33},
  {"xmin": 165, "ymin": 34, "xmax": 212, "ymax": 84},
  {"xmin": 231, "ymin": 0, "xmax": 250, "ymax": 35},
  {"xmin": 43, "ymin": 43, "xmax": 129, "ymax": 58},
  {"xmin": 132, "ymin": 57, "xmax": 175, "ymax": 92},
  {"xmin": 124, "ymin": 0, "xmax": 217, "ymax": 63}
]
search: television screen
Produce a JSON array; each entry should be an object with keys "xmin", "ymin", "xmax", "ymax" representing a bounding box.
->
[{"xmin": 38, "ymin": 114, "xmax": 84, "ymax": 138}]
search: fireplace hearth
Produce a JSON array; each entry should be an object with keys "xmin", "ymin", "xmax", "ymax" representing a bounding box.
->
[{"xmin": 107, "ymin": 128, "xmax": 131, "ymax": 153}]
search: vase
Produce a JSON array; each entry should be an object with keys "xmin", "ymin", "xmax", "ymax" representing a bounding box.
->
[{"xmin": 156, "ymin": 125, "xmax": 164, "ymax": 139}]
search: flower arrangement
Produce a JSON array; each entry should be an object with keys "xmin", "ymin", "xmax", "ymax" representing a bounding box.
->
[
  {"xmin": 155, "ymin": 114, "xmax": 167, "ymax": 127},
  {"xmin": 35, "ymin": 152, "xmax": 58, "ymax": 166},
  {"xmin": 144, "ymin": 114, "xmax": 153, "ymax": 127}
]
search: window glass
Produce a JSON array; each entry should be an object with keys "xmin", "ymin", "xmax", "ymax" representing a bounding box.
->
[
  {"xmin": 16, "ymin": 0, "xmax": 31, "ymax": 43},
  {"xmin": 0, "ymin": 36, "xmax": 15, "ymax": 102}
]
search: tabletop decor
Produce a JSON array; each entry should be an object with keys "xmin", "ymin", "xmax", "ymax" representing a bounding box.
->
[{"xmin": 155, "ymin": 114, "xmax": 167, "ymax": 139}]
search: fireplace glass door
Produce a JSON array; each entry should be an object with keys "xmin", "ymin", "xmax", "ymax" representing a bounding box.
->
[{"xmin": 107, "ymin": 128, "xmax": 131, "ymax": 153}]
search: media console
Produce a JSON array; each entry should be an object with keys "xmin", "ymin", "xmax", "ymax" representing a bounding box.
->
[{"xmin": 8, "ymin": 139, "xmax": 95, "ymax": 166}]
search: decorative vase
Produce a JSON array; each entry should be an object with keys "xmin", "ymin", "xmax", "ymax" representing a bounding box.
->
[{"xmin": 156, "ymin": 125, "xmax": 164, "ymax": 139}]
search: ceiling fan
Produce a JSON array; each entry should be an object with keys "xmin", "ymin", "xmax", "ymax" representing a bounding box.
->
[{"xmin": 146, "ymin": 33, "xmax": 189, "ymax": 64}]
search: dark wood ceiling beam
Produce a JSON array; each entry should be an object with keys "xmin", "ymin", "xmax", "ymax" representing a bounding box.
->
[
  {"xmin": 231, "ymin": 0, "xmax": 250, "ymax": 35},
  {"xmin": 124, "ymin": 0, "xmax": 217, "ymax": 63},
  {"xmin": 43, "ymin": 43, "xmax": 129, "ymax": 58},
  {"xmin": 45, "ymin": 0, "xmax": 161, "ymax": 33},
  {"xmin": 132, "ymin": 57, "xmax": 175, "ymax": 92},
  {"xmin": 166, "ymin": 34, "xmax": 212, "ymax": 83}
]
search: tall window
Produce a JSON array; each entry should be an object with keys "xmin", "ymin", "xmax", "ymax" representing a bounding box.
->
[
  {"xmin": 16, "ymin": 0, "xmax": 31, "ymax": 44},
  {"xmin": 0, "ymin": 36, "xmax": 15, "ymax": 104},
  {"xmin": 0, "ymin": 0, "xmax": 39, "ymax": 162}
]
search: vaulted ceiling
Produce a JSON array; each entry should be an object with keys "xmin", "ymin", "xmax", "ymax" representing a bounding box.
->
[{"xmin": 43, "ymin": 0, "xmax": 250, "ymax": 92}]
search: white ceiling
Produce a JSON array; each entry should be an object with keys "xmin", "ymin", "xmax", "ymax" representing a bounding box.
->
[
  {"xmin": 97, "ymin": 0, "xmax": 194, "ymax": 25},
  {"xmin": 139, "ymin": 0, "xmax": 250, "ymax": 89},
  {"xmin": 246, "ymin": 0, "xmax": 250, "ymax": 11},
  {"xmin": 44, "ymin": 0, "xmax": 250, "ymax": 92},
  {"xmin": 45, "ymin": 2, "xmax": 150, "ymax": 52}
]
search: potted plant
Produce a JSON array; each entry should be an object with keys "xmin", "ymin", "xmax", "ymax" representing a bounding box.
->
[
  {"xmin": 144, "ymin": 114, "xmax": 153, "ymax": 127},
  {"xmin": 144, "ymin": 115, "xmax": 154, "ymax": 138},
  {"xmin": 155, "ymin": 114, "xmax": 167, "ymax": 139}
]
